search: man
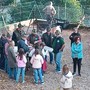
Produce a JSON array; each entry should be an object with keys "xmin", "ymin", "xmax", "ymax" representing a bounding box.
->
[
  {"xmin": 43, "ymin": 1, "xmax": 56, "ymax": 28},
  {"xmin": 52, "ymin": 30, "xmax": 65, "ymax": 72},
  {"xmin": 18, "ymin": 35, "xmax": 29, "ymax": 53},
  {"xmin": 41, "ymin": 27, "xmax": 55, "ymax": 64},
  {"xmin": 12, "ymin": 23, "xmax": 25, "ymax": 46},
  {"xmin": 69, "ymin": 28, "xmax": 81, "ymax": 46},
  {"xmin": 27, "ymin": 29, "xmax": 41, "ymax": 49}
]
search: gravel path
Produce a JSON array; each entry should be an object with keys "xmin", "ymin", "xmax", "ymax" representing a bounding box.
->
[{"xmin": 0, "ymin": 29, "xmax": 90, "ymax": 90}]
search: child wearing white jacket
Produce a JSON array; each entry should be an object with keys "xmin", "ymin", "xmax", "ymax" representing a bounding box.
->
[
  {"xmin": 30, "ymin": 49, "xmax": 44, "ymax": 85},
  {"xmin": 60, "ymin": 64, "xmax": 73, "ymax": 90}
]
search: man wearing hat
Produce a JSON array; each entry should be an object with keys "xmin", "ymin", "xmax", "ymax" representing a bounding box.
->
[
  {"xmin": 41, "ymin": 27, "xmax": 55, "ymax": 64},
  {"xmin": 52, "ymin": 30, "xmax": 65, "ymax": 72},
  {"xmin": 12, "ymin": 23, "xmax": 25, "ymax": 46},
  {"xmin": 27, "ymin": 29, "xmax": 41, "ymax": 49}
]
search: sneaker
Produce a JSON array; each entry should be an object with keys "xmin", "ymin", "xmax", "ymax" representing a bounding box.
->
[
  {"xmin": 41, "ymin": 82, "xmax": 44, "ymax": 85},
  {"xmin": 72, "ymin": 72, "xmax": 76, "ymax": 76},
  {"xmin": 22, "ymin": 81, "xmax": 25, "ymax": 83},
  {"xmin": 78, "ymin": 74, "xmax": 81, "ymax": 77},
  {"xmin": 35, "ymin": 83, "xmax": 38, "ymax": 85},
  {"xmin": 56, "ymin": 70, "xmax": 61, "ymax": 73}
]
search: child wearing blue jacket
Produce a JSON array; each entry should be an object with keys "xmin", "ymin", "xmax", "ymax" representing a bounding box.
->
[{"xmin": 71, "ymin": 36, "xmax": 83, "ymax": 76}]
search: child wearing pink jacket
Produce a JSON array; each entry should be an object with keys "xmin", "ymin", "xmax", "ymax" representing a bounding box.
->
[{"xmin": 16, "ymin": 48, "xmax": 27, "ymax": 83}]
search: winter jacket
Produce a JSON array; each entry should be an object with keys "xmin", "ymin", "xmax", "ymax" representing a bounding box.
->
[
  {"xmin": 52, "ymin": 36, "xmax": 65, "ymax": 54},
  {"xmin": 41, "ymin": 32, "xmax": 55, "ymax": 47},
  {"xmin": 16, "ymin": 55, "xmax": 27, "ymax": 67},
  {"xmin": 7, "ymin": 46, "xmax": 17, "ymax": 68},
  {"xmin": 71, "ymin": 42, "xmax": 83, "ymax": 59},
  {"xmin": 28, "ymin": 33, "xmax": 41, "ymax": 44},
  {"xmin": 18, "ymin": 39, "xmax": 29, "ymax": 53},
  {"xmin": 12, "ymin": 29, "xmax": 25, "ymax": 46},
  {"xmin": 30, "ymin": 54, "xmax": 44, "ymax": 68},
  {"xmin": 60, "ymin": 71, "xmax": 73, "ymax": 89}
]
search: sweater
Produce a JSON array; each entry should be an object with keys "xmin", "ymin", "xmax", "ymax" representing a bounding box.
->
[{"xmin": 30, "ymin": 54, "xmax": 44, "ymax": 68}]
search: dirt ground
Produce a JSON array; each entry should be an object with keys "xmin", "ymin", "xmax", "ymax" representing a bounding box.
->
[{"xmin": 0, "ymin": 29, "xmax": 90, "ymax": 90}]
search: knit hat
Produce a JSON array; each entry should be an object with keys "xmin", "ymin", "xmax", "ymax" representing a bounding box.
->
[
  {"xmin": 55, "ymin": 30, "xmax": 61, "ymax": 35},
  {"xmin": 56, "ymin": 26, "xmax": 61, "ymax": 33}
]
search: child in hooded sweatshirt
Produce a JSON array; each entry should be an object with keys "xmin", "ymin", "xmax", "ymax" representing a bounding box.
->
[
  {"xmin": 30, "ymin": 49, "xmax": 44, "ymax": 85},
  {"xmin": 16, "ymin": 48, "xmax": 27, "ymax": 83},
  {"xmin": 60, "ymin": 64, "xmax": 73, "ymax": 90}
]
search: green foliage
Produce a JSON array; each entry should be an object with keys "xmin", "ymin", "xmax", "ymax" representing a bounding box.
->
[
  {"xmin": 64, "ymin": 0, "xmax": 83, "ymax": 22},
  {"xmin": 1, "ymin": 0, "xmax": 13, "ymax": 6},
  {"xmin": 1, "ymin": 0, "xmax": 83, "ymax": 24}
]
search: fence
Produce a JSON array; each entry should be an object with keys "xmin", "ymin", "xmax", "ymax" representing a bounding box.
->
[{"xmin": 0, "ymin": 1, "xmax": 90, "ymax": 29}]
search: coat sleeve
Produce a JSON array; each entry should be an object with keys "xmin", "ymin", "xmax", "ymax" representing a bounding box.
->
[
  {"xmin": 18, "ymin": 40, "xmax": 29, "ymax": 53},
  {"xmin": 30, "ymin": 55, "xmax": 34, "ymax": 64},
  {"xmin": 10, "ymin": 47, "xmax": 16, "ymax": 63},
  {"xmin": 71, "ymin": 43, "xmax": 77, "ymax": 54},
  {"xmin": 23, "ymin": 55, "xmax": 27, "ymax": 63},
  {"xmin": 12, "ymin": 32, "xmax": 17, "ymax": 45},
  {"xmin": 40, "ymin": 55, "xmax": 44, "ymax": 64},
  {"xmin": 72, "ymin": 43, "xmax": 83, "ymax": 53},
  {"xmin": 74, "ymin": 43, "xmax": 83, "ymax": 53},
  {"xmin": 69, "ymin": 33, "xmax": 73, "ymax": 40}
]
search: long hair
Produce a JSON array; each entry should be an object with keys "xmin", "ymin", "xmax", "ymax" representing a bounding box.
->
[
  {"xmin": 74, "ymin": 36, "xmax": 81, "ymax": 43},
  {"xmin": 34, "ymin": 49, "xmax": 40, "ymax": 56},
  {"xmin": 62, "ymin": 64, "xmax": 69, "ymax": 75},
  {"xmin": 18, "ymin": 48, "xmax": 25, "ymax": 60}
]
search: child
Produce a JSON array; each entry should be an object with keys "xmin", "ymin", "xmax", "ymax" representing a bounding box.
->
[
  {"xmin": 60, "ymin": 64, "xmax": 73, "ymax": 90},
  {"xmin": 30, "ymin": 49, "xmax": 44, "ymax": 85},
  {"xmin": 16, "ymin": 48, "xmax": 27, "ymax": 83}
]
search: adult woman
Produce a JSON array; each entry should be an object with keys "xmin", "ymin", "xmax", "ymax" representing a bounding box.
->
[
  {"xmin": 71, "ymin": 37, "xmax": 83, "ymax": 76},
  {"xmin": 7, "ymin": 40, "xmax": 17, "ymax": 79}
]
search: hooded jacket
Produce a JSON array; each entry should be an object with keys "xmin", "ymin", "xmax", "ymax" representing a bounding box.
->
[{"xmin": 60, "ymin": 71, "xmax": 73, "ymax": 89}]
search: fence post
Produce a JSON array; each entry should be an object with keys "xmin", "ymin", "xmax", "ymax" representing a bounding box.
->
[
  {"xmin": 58, "ymin": 6, "xmax": 60, "ymax": 19},
  {"xmin": 65, "ymin": 2, "xmax": 67, "ymax": 20}
]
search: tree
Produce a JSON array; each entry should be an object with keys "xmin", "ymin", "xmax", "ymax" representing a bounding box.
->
[
  {"xmin": 62, "ymin": 0, "xmax": 83, "ymax": 22},
  {"xmin": 0, "ymin": 0, "xmax": 13, "ymax": 6}
]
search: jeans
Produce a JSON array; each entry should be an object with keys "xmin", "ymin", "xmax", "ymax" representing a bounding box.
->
[
  {"xmin": 0, "ymin": 54, "xmax": 5, "ymax": 70},
  {"xmin": 73, "ymin": 58, "xmax": 82, "ymax": 74},
  {"xmin": 9, "ymin": 67, "xmax": 17, "ymax": 80},
  {"xmin": 55, "ymin": 51, "xmax": 62, "ymax": 71},
  {"xmin": 16, "ymin": 67, "xmax": 25, "ymax": 83},
  {"xmin": 49, "ymin": 52, "xmax": 53, "ymax": 64},
  {"xmin": 33, "ymin": 68, "xmax": 44, "ymax": 84},
  {"xmin": 4, "ymin": 55, "xmax": 9, "ymax": 74}
]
